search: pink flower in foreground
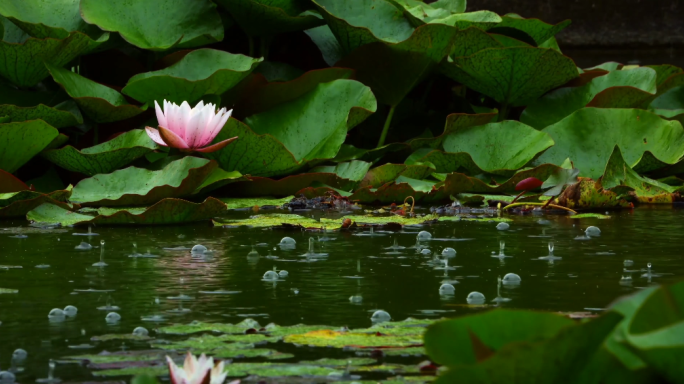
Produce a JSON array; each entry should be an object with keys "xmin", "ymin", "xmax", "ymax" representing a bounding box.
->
[
  {"xmin": 167, "ymin": 352, "xmax": 238, "ymax": 384},
  {"xmin": 146, "ymin": 100, "xmax": 237, "ymax": 153}
]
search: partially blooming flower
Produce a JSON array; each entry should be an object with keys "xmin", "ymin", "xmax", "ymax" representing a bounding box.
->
[
  {"xmin": 146, "ymin": 100, "xmax": 237, "ymax": 153},
  {"xmin": 166, "ymin": 352, "xmax": 234, "ymax": 384}
]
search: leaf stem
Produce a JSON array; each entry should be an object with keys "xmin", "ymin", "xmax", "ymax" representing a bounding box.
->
[
  {"xmin": 377, "ymin": 104, "xmax": 396, "ymax": 148},
  {"xmin": 498, "ymin": 103, "xmax": 509, "ymax": 122}
]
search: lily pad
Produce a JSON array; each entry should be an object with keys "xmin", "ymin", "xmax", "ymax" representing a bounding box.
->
[
  {"xmin": 284, "ymin": 330, "xmax": 423, "ymax": 348},
  {"xmin": 0, "ymin": 0, "xmax": 101, "ymax": 39},
  {"xmin": 554, "ymin": 180, "xmax": 632, "ymax": 209},
  {"xmin": 570, "ymin": 213, "xmax": 611, "ymax": 219},
  {"xmin": 0, "ymin": 120, "xmax": 59, "ymax": 173},
  {"xmin": 359, "ymin": 164, "xmax": 435, "ymax": 189},
  {"xmin": 47, "ymin": 63, "xmax": 146, "ymax": 123},
  {"xmin": 244, "ymin": 79, "xmax": 376, "ymax": 162},
  {"xmin": 407, "ymin": 112, "xmax": 497, "ymax": 151},
  {"xmin": 521, "ymin": 67, "xmax": 658, "ymax": 129},
  {"xmin": 490, "ymin": 14, "xmax": 571, "ymax": 46},
  {"xmin": 0, "ymin": 31, "xmax": 100, "ymax": 86},
  {"xmin": 415, "ymin": 120, "xmax": 554, "ymax": 175},
  {"xmin": 214, "ymin": 213, "xmax": 341, "ymax": 230},
  {"xmin": 80, "ymin": 0, "xmax": 223, "ymax": 50},
  {"xmin": 0, "ymin": 190, "xmax": 71, "ymax": 218},
  {"xmin": 217, "ymin": 196, "xmax": 293, "ymax": 210},
  {"xmin": 215, "ymin": 0, "xmax": 324, "ymax": 37},
  {"xmin": 41, "ymin": 130, "xmax": 158, "ymax": 176},
  {"xmin": 441, "ymin": 46, "xmax": 578, "ymax": 110},
  {"xmin": 122, "ymin": 49, "xmax": 262, "ymax": 105},
  {"xmin": 156, "ymin": 319, "xmax": 261, "ymax": 335},
  {"xmin": 27, "ymin": 197, "xmax": 228, "ymax": 226},
  {"xmin": 90, "ymin": 334, "xmax": 153, "ymax": 342},
  {"xmin": 536, "ymin": 108, "xmax": 684, "ymax": 179},
  {"xmin": 70, "ymin": 157, "xmax": 216, "ymax": 206},
  {"xmin": 299, "ymin": 358, "xmax": 377, "ymax": 366},
  {"xmin": 600, "ymin": 146, "xmax": 675, "ymax": 202},
  {"xmin": 0, "ymin": 100, "xmax": 83, "ymax": 128}
]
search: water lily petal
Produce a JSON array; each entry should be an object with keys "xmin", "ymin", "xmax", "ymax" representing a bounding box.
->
[
  {"xmin": 165, "ymin": 100, "xmax": 182, "ymax": 136},
  {"xmin": 178, "ymin": 101, "xmax": 193, "ymax": 141},
  {"xmin": 167, "ymin": 355, "xmax": 186, "ymax": 384},
  {"xmin": 154, "ymin": 100, "xmax": 168, "ymax": 128},
  {"xmin": 210, "ymin": 361, "xmax": 227, "ymax": 384},
  {"xmin": 184, "ymin": 108, "xmax": 205, "ymax": 149},
  {"xmin": 195, "ymin": 136, "xmax": 238, "ymax": 153},
  {"xmin": 159, "ymin": 126, "xmax": 190, "ymax": 149},
  {"xmin": 145, "ymin": 127, "xmax": 168, "ymax": 146},
  {"xmin": 201, "ymin": 108, "xmax": 232, "ymax": 146}
]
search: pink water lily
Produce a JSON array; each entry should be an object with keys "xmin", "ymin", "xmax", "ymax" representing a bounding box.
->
[
  {"xmin": 146, "ymin": 100, "xmax": 237, "ymax": 153},
  {"xmin": 166, "ymin": 352, "xmax": 238, "ymax": 384}
]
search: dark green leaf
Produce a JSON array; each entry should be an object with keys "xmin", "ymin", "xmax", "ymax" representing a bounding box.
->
[
  {"xmin": 0, "ymin": 0, "xmax": 101, "ymax": 39},
  {"xmin": 215, "ymin": 0, "xmax": 324, "ymax": 37},
  {"xmin": 0, "ymin": 120, "xmax": 59, "ymax": 173},
  {"xmin": 601, "ymin": 146, "xmax": 674, "ymax": 199}
]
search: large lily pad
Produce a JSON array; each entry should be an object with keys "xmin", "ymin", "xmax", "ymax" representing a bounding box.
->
[
  {"xmin": 244, "ymin": 79, "xmax": 376, "ymax": 162},
  {"xmin": 0, "ymin": 190, "xmax": 70, "ymax": 218},
  {"xmin": 359, "ymin": 163, "xmax": 435, "ymax": 189},
  {"xmin": 80, "ymin": 0, "xmax": 223, "ymax": 50},
  {"xmin": 415, "ymin": 120, "xmax": 554, "ymax": 175},
  {"xmin": 215, "ymin": 0, "xmax": 324, "ymax": 37},
  {"xmin": 284, "ymin": 329, "xmax": 422, "ymax": 348},
  {"xmin": 0, "ymin": 31, "xmax": 98, "ymax": 86},
  {"xmin": 536, "ymin": 108, "xmax": 684, "ymax": 179},
  {"xmin": 214, "ymin": 213, "xmax": 341, "ymax": 230},
  {"xmin": 407, "ymin": 112, "xmax": 497, "ymax": 151},
  {"xmin": 625, "ymin": 281, "xmax": 684, "ymax": 383},
  {"xmin": 27, "ymin": 197, "xmax": 228, "ymax": 226},
  {"xmin": 554, "ymin": 179, "xmax": 632, "ymax": 209},
  {"xmin": 41, "ymin": 130, "xmax": 158, "ymax": 176},
  {"xmin": 522, "ymin": 67, "xmax": 657, "ymax": 129},
  {"xmin": 0, "ymin": 120, "xmax": 59, "ymax": 173},
  {"xmin": 490, "ymin": 14, "xmax": 571, "ymax": 46},
  {"xmin": 122, "ymin": 49, "xmax": 262, "ymax": 105},
  {"xmin": 441, "ymin": 46, "xmax": 578, "ymax": 109},
  {"xmin": 69, "ymin": 157, "xmax": 217, "ymax": 206},
  {"xmin": 0, "ymin": 100, "xmax": 82, "ymax": 128},
  {"xmin": 47, "ymin": 63, "xmax": 146, "ymax": 123},
  {"xmin": 0, "ymin": 0, "xmax": 100, "ymax": 39},
  {"xmin": 601, "ymin": 146, "xmax": 675, "ymax": 202}
]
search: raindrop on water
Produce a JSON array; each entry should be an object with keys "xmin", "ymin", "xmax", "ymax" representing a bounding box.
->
[
  {"xmin": 349, "ymin": 295, "xmax": 363, "ymax": 303},
  {"xmin": 132, "ymin": 327, "xmax": 149, "ymax": 336},
  {"xmin": 420, "ymin": 248, "xmax": 432, "ymax": 255},
  {"xmin": 12, "ymin": 349, "xmax": 27, "ymax": 361},
  {"xmin": 92, "ymin": 240, "xmax": 107, "ymax": 267},
  {"xmin": 74, "ymin": 242, "xmax": 92, "ymax": 250},
  {"xmin": 263, "ymin": 270, "xmax": 279, "ymax": 280},
  {"xmin": 105, "ymin": 312, "xmax": 121, "ymax": 323},
  {"xmin": 35, "ymin": 360, "xmax": 60, "ymax": 384},
  {"xmin": 439, "ymin": 283, "xmax": 456, "ymax": 294},
  {"xmin": 441, "ymin": 248, "xmax": 456, "ymax": 257},
  {"xmin": 585, "ymin": 226, "xmax": 601, "ymax": 237},
  {"xmin": 191, "ymin": 244, "xmax": 207, "ymax": 254},
  {"xmin": 370, "ymin": 310, "xmax": 391, "ymax": 323},
  {"xmin": 502, "ymin": 273, "xmax": 521, "ymax": 285},
  {"xmin": 0, "ymin": 371, "xmax": 16, "ymax": 384},
  {"xmin": 278, "ymin": 270, "xmax": 289, "ymax": 277},
  {"xmin": 417, "ymin": 231, "xmax": 432, "ymax": 240},
  {"xmin": 466, "ymin": 291, "xmax": 486, "ymax": 304},
  {"xmin": 47, "ymin": 308, "xmax": 65, "ymax": 320},
  {"xmin": 496, "ymin": 222, "xmax": 510, "ymax": 231},
  {"xmin": 278, "ymin": 237, "xmax": 296, "ymax": 250},
  {"xmin": 63, "ymin": 305, "xmax": 78, "ymax": 317}
]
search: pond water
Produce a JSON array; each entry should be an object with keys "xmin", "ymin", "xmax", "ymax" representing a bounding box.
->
[{"xmin": 1, "ymin": 207, "xmax": 683, "ymax": 382}]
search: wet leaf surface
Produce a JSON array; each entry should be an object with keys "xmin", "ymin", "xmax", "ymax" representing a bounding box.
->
[{"xmin": 0, "ymin": 120, "xmax": 59, "ymax": 173}]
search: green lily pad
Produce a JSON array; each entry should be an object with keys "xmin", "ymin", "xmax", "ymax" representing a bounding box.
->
[
  {"xmin": 521, "ymin": 67, "xmax": 657, "ymax": 129},
  {"xmin": 253, "ymin": 61, "xmax": 305, "ymax": 82},
  {"xmin": 217, "ymin": 196, "xmax": 293, "ymax": 210},
  {"xmin": 265, "ymin": 324, "xmax": 337, "ymax": 337},
  {"xmin": 0, "ymin": 31, "xmax": 102, "ymax": 86},
  {"xmin": 214, "ymin": 213, "xmax": 341, "ymax": 230},
  {"xmin": 122, "ymin": 49, "xmax": 262, "ymax": 105},
  {"xmin": 0, "ymin": 288, "xmax": 18, "ymax": 294},
  {"xmin": 416, "ymin": 120, "xmax": 554, "ymax": 176},
  {"xmin": 359, "ymin": 164, "xmax": 435, "ymax": 189},
  {"xmin": 334, "ymin": 23, "xmax": 458, "ymax": 106},
  {"xmin": 156, "ymin": 319, "xmax": 261, "ymax": 335},
  {"xmin": 47, "ymin": 63, "xmax": 146, "ymax": 123},
  {"xmin": 490, "ymin": 14, "xmax": 571, "ymax": 46},
  {"xmin": 215, "ymin": 0, "xmax": 324, "ymax": 37},
  {"xmin": 245, "ymin": 79, "xmax": 376, "ymax": 162},
  {"xmin": 0, "ymin": 0, "xmax": 101, "ymax": 39},
  {"xmin": 601, "ymin": 146, "xmax": 675, "ymax": 202},
  {"xmin": 441, "ymin": 46, "xmax": 578, "ymax": 109},
  {"xmin": 0, "ymin": 190, "xmax": 71, "ymax": 218},
  {"xmin": 343, "ymin": 214, "xmax": 439, "ymax": 226},
  {"xmin": 625, "ymin": 281, "xmax": 684, "ymax": 383},
  {"xmin": 569, "ymin": 213, "xmax": 611, "ymax": 219},
  {"xmin": 191, "ymin": 168, "xmax": 246, "ymax": 196},
  {"xmin": 284, "ymin": 329, "xmax": 423, "ymax": 348},
  {"xmin": 407, "ymin": 112, "xmax": 497, "ymax": 151},
  {"xmin": 80, "ymin": 0, "xmax": 223, "ymax": 50},
  {"xmin": 438, "ymin": 164, "xmax": 563, "ymax": 196},
  {"xmin": 64, "ymin": 353, "xmax": 163, "ymax": 364},
  {"xmin": 432, "ymin": 312, "xmax": 622, "ymax": 384},
  {"xmin": 41, "ymin": 130, "xmax": 158, "ymax": 176},
  {"xmin": 536, "ymin": 108, "xmax": 684, "ymax": 179},
  {"xmin": 70, "ymin": 157, "xmax": 216, "ymax": 206},
  {"xmin": 425, "ymin": 309, "xmax": 575, "ymax": 367},
  {"xmin": 0, "ymin": 100, "xmax": 82, "ymax": 128},
  {"xmin": 27, "ymin": 197, "xmax": 228, "ymax": 226},
  {"xmin": 0, "ymin": 120, "xmax": 59, "ymax": 173},
  {"xmin": 304, "ymin": 24, "xmax": 344, "ymax": 67},
  {"xmin": 300, "ymin": 358, "xmax": 377, "ymax": 366},
  {"xmin": 91, "ymin": 334, "xmax": 153, "ymax": 342}
]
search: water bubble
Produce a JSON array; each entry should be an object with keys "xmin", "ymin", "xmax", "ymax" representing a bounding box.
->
[
  {"xmin": 417, "ymin": 231, "xmax": 432, "ymax": 240},
  {"xmin": 74, "ymin": 242, "xmax": 92, "ymax": 250},
  {"xmin": 439, "ymin": 284, "xmax": 456, "ymax": 294},
  {"xmin": 63, "ymin": 305, "xmax": 78, "ymax": 316},
  {"xmin": 585, "ymin": 226, "xmax": 601, "ymax": 237},
  {"xmin": 48, "ymin": 308, "xmax": 65, "ymax": 319},
  {"xmin": 496, "ymin": 222, "xmax": 510, "ymax": 231},
  {"xmin": 278, "ymin": 270, "xmax": 289, "ymax": 277},
  {"xmin": 12, "ymin": 348, "xmax": 27, "ymax": 361},
  {"xmin": 0, "ymin": 371, "xmax": 16, "ymax": 384},
  {"xmin": 370, "ymin": 310, "xmax": 391, "ymax": 323},
  {"xmin": 349, "ymin": 295, "xmax": 363, "ymax": 303},
  {"xmin": 262, "ymin": 271, "xmax": 279, "ymax": 280},
  {"xmin": 466, "ymin": 291, "xmax": 486, "ymax": 304},
  {"xmin": 279, "ymin": 237, "xmax": 296, "ymax": 250},
  {"xmin": 105, "ymin": 312, "xmax": 121, "ymax": 323},
  {"xmin": 191, "ymin": 244, "xmax": 207, "ymax": 254},
  {"xmin": 441, "ymin": 248, "xmax": 456, "ymax": 257},
  {"xmin": 502, "ymin": 273, "xmax": 521, "ymax": 285},
  {"xmin": 132, "ymin": 327, "xmax": 149, "ymax": 336},
  {"xmin": 247, "ymin": 247, "xmax": 260, "ymax": 258},
  {"xmin": 420, "ymin": 248, "xmax": 432, "ymax": 255}
]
